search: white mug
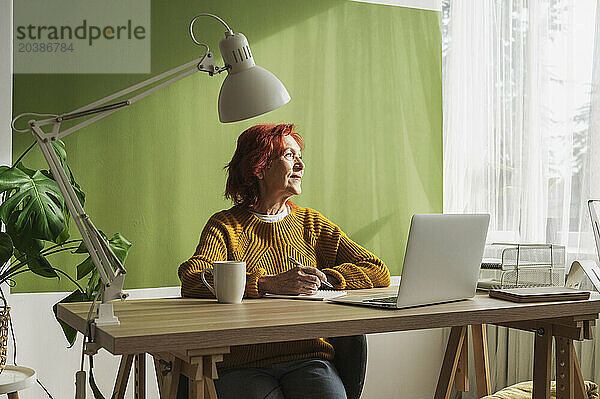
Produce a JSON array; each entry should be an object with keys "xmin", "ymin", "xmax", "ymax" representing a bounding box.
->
[{"xmin": 201, "ymin": 261, "xmax": 246, "ymax": 304}]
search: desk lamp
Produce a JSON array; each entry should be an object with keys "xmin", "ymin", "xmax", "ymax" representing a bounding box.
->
[{"xmin": 11, "ymin": 13, "xmax": 291, "ymax": 326}]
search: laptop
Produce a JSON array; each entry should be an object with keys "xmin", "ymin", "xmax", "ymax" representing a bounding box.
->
[{"xmin": 329, "ymin": 214, "xmax": 490, "ymax": 309}]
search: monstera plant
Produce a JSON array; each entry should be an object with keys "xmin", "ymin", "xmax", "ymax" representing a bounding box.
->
[{"xmin": 0, "ymin": 140, "xmax": 131, "ymax": 346}]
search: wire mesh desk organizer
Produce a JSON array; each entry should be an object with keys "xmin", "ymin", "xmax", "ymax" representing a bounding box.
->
[
  {"xmin": 480, "ymin": 201, "xmax": 600, "ymax": 292},
  {"xmin": 478, "ymin": 243, "xmax": 566, "ymax": 289}
]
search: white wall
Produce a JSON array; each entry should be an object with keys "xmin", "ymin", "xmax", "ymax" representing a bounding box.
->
[
  {"xmin": 10, "ymin": 287, "xmax": 179, "ymax": 398},
  {"xmin": 1, "ymin": 3, "xmax": 446, "ymax": 396},
  {"xmin": 364, "ymin": 330, "xmax": 446, "ymax": 398}
]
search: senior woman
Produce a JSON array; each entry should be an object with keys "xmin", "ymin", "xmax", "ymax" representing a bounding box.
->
[{"xmin": 178, "ymin": 123, "xmax": 391, "ymax": 399}]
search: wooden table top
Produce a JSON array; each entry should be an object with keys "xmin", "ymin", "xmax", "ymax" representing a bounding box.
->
[{"xmin": 57, "ymin": 287, "xmax": 600, "ymax": 355}]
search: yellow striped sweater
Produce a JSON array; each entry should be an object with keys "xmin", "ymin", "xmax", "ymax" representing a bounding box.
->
[{"xmin": 178, "ymin": 203, "xmax": 391, "ymax": 370}]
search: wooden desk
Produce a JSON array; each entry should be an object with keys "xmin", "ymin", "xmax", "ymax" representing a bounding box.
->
[{"xmin": 57, "ymin": 289, "xmax": 600, "ymax": 399}]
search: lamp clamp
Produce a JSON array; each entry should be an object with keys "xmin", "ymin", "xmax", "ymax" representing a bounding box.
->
[
  {"xmin": 83, "ymin": 322, "xmax": 99, "ymax": 356},
  {"xmin": 83, "ymin": 341, "xmax": 100, "ymax": 357}
]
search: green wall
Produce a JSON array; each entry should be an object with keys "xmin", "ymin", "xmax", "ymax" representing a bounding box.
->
[{"xmin": 12, "ymin": 0, "xmax": 442, "ymax": 292}]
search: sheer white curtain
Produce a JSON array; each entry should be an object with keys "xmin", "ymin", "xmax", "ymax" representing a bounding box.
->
[
  {"xmin": 576, "ymin": 0, "xmax": 600, "ymax": 388},
  {"xmin": 443, "ymin": 0, "xmax": 588, "ymax": 244},
  {"xmin": 443, "ymin": 0, "xmax": 599, "ymax": 395}
]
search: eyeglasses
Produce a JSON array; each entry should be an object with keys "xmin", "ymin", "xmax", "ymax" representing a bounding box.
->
[{"xmin": 283, "ymin": 152, "xmax": 303, "ymax": 163}]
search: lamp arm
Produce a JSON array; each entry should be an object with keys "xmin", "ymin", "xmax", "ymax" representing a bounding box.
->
[
  {"xmin": 10, "ymin": 15, "xmax": 239, "ymax": 325},
  {"xmin": 30, "ymin": 125, "xmax": 121, "ymax": 294},
  {"xmin": 14, "ymin": 49, "xmax": 227, "ymax": 322},
  {"xmin": 67, "ymin": 57, "xmax": 207, "ymax": 116},
  {"xmin": 21, "ymin": 53, "xmax": 227, "ymax": 140},
  {"xmin": 19, "ymin": 59, "xmax": 218, "ymax": 308},
  {"xmin": 54, "ymin": 64, "xmax": 209, "ymax": 140}
]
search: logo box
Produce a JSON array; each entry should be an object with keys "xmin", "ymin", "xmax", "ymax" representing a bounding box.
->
[{"xmin": 14, "ymin": 0, "xmax": 151, "ymax": 74}]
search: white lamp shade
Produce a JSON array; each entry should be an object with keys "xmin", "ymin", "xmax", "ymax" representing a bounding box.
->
[
  {"xmin": 218, "ymin": 66, "xmax": 291, "ymax": 123},
  {"xmin": 217, "ymin": 32, "xmax": 290, "ymax": 123}
]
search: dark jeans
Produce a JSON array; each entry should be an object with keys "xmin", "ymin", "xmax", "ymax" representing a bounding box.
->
[{"xmin": 179, "ymin": 358, "xmax": 347, "ymax": 399}]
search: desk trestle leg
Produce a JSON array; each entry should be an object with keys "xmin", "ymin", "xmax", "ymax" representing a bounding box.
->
[
  {"xmin": 435, "ymin": 325, "xmax": 467, "ymax": 399},
  {"xmin": 113, "ymin": 354, "xmax": 134, "ymax": 399},
  {"xmin": 471, "ymin": 324, "xmax": 491, "ymax": 397},
  {"xmin": 533, "ymin": 325, "xmax": 553, "ymax": 399},
  {"xmin": 572, "ymin": 344, "xmax": 587, "ymax": 399},
  {"xmin": 555, "ymin": 337, "xmax": 589, "ymax": 399},
  {"xmin": 454, "ymin": 328, "xmax": 469, "ymax": 393},
  {"xmin": 500, "ymin": 315, "xmax": 595, "ymax": 399},
  {"xmin": 151, "ymin": 347, "xmax": 229, "ymax": 399},
  {"xmin": 135, "ymin": 353, "xmax": 146, "ymax": 399},
  {"xmin": 555, "ymin": 337, "xmax": 574, "ymax": 399},
  {"xmin": 435, "ymin": 325, "xmax": 491, "ymax": 399},
  {"xmin": 153, "ymin": 353, "xmax": 182, "ymax": 399}
]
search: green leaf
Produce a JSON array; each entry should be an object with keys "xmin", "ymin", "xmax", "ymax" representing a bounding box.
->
[
  {"xmin": 5, "ymin": 211, "xmax": 44, "ymax": 256},
  {"xmin": 76, "ymin": 232, "xmax": 131, "ymax": 281},
  {"xmin": 0, "ymin": 166, "xmax": 65, "ymax": 242},
  {"xmin": 27, "ymin": 255, "xmax": 59, "ymax": 278},
  {"xmin": 42, "ymin": 141, "xmax": 70, "ymax": 183},
  {"xmin": 56, "ymin": 319, "xmax": 78, "ymax": 348},
  {"xmin": 0, "ymin": 233, "xmax": 13, "ymax": 265},
  {"xmin": 86, "ymin": 269, "xmax": 101, "ymax": 298},
  {"xmin": 67, "ymin": 164, "xmax": 86, "ymax": 207},
  {"xmin": 39, "ymin": 170, "xmax": 53, "ymax": 180},
  {"xmin": 53, "ymin": 290, "xmax": 89, "ymax": 347},
  {"xmin": 55, "ymin": 227, "xmax": 70, "ymax": 245},
  {"xmin": 72, "ymin": 183, "xmax": 85, "ymax": 208},
  {"xmin": 51, "ymin": 140, "xmax": 67, "ymax": 165},
  {"xmin": 48, "ymin": 141, "xmax": 85, "ymax": 204},
  {"xmin": 76, "ymin": 256, "xmax": 94, "ymax": 280},
  {"xmin": 74, "ymin": 239, "xmax": 90, "ymax": 254},
  {"xmin": 43, "ymin": 141, "xmax": 86, "ymax": 244},
  {"xmin": 107, "ymin": 233, "xmax": 132, "ymax": 264},
  {"xmin": 15, "ymin": 162, "xmax": 36, "ymax": 177},
  {"xmin": 74, "ymin": 230, "xmax": 107, "ymax": 255}
]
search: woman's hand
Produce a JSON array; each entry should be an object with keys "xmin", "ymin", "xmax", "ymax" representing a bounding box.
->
[{"xmin": 258, "ymin": 265, "xmax": 328, "ymax": 295}]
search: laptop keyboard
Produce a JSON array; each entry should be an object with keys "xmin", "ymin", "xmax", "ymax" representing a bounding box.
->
[{"xmin": 364, "ymin": 296, "xmax": 398, "ymax": 304}]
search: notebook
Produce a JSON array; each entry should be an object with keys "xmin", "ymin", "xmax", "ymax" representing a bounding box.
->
[
  {"xmin": 264, "ymin": 290, "xmax": 347, "ymax": 301},
  {"xmin": 489, "ymin": 286, "xmax": 591, "ymax": 303}
]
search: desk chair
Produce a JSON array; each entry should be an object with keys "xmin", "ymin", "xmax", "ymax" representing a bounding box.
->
[
  {"xmin": 176, "ymin": 335, "xmax": 367, "ymax": 399},
  {"xmin": 328, "ymin": 334, "xmax": 368, "ymax": 399}
]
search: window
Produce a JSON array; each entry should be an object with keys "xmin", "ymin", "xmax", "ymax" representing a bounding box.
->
[{"xmin": 442, "ymin": 0, "xmax": 598, "ymax": 255}]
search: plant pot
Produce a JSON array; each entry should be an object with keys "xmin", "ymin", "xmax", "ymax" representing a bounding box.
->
[{"xmin": 0, "ymin": 306, "xmax": 10, "ymax": 374}]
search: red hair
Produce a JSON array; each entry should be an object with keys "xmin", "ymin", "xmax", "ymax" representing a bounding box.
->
[{"xmin": 225, "ymin": 123, "xmax": 304, "ymax": 207}]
